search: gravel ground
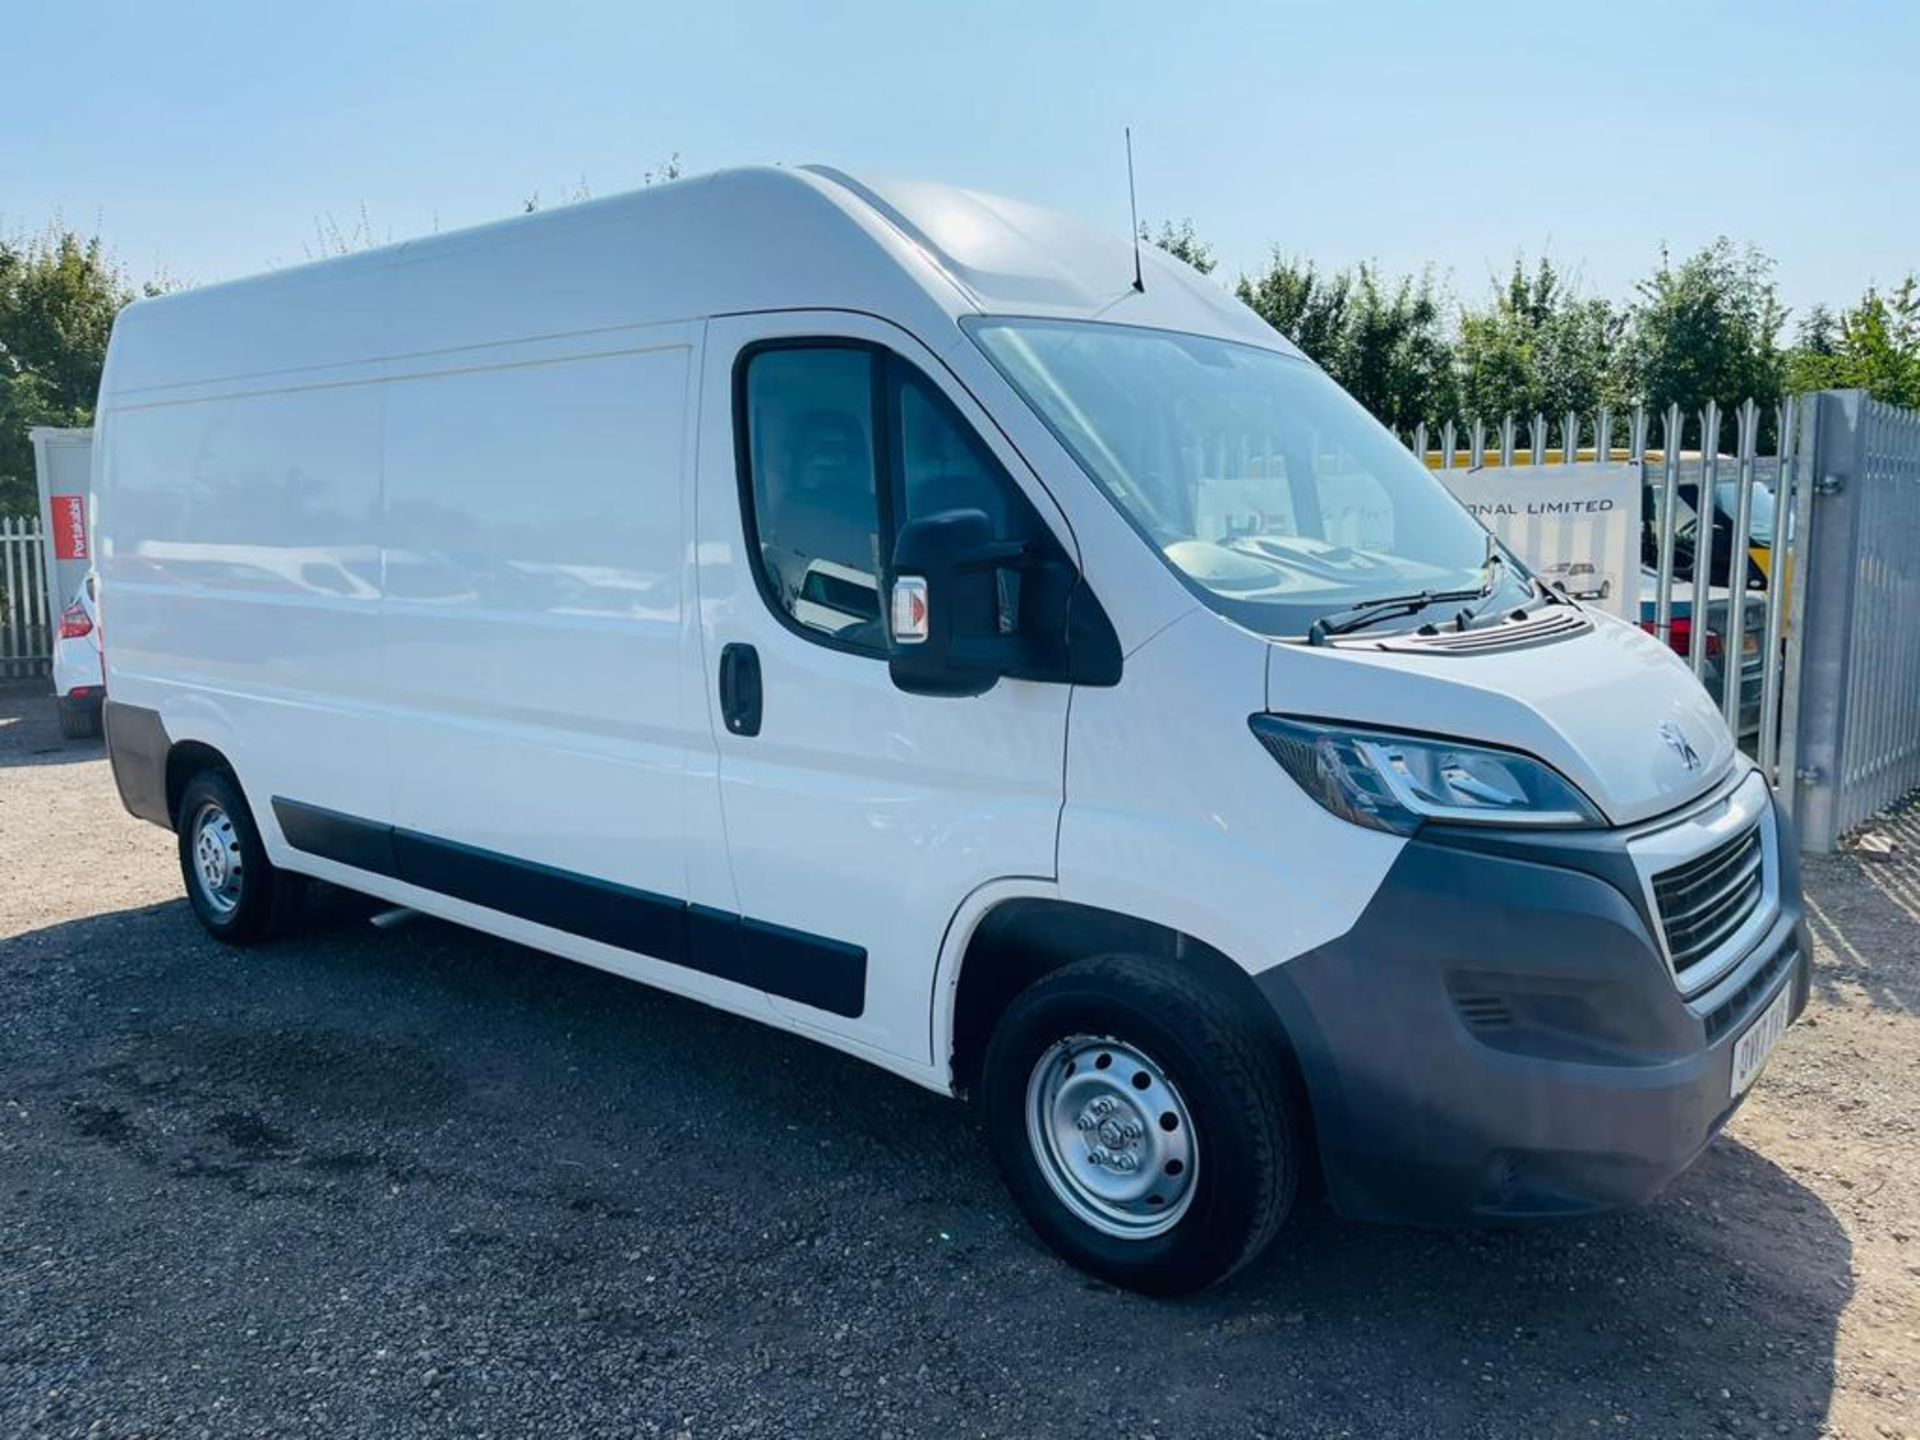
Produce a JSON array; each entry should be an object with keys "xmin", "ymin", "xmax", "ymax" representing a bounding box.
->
[{"xmin": 1, "ymin": 680, "xmax": 1915, "ymax": 1440}]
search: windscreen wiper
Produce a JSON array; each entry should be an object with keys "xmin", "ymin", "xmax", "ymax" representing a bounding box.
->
[
  {"xmin": 1307, "ymin": 585, "xmax": 1488, "ymax": 645},
  {"xmin": 1450, "ymin": 549, "xmax": 1518, "ymax": 628}
]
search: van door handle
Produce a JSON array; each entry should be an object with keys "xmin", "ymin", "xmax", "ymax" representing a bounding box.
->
[{"xmin": 718, "ymin": 643, "xmax": 762, "ymax": 737}]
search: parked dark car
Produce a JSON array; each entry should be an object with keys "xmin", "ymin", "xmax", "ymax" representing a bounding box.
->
[{"xmin": 1641, "ymin": 471, "xmax": 1776, "ymax": 590}]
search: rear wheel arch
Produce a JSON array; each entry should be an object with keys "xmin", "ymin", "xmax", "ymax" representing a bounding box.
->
[
  {"xmin": 165, "ymin": 739, "xmax": 235, "ymax": 831},
  {"xmin": 172, "ymin": 761, "xmax": 306, "ymax": 944}
]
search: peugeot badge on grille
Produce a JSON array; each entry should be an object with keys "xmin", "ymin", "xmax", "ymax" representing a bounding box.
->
[{"xmin": 1660, "ymin": 719, "xmax": 1702, "ymax": 771}]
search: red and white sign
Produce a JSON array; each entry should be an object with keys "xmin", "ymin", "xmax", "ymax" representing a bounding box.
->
[{"xmin": 50, "ymin": 494, "xmax": 88, "ymax": 562}]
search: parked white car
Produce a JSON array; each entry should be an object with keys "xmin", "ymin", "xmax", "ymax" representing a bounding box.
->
[
  {"xmin": 1539, "ymin": 560, "xmax": 1613, "ymax": 601},
  {"xmin": 52, "ymin": 572, "xmax": 103, "ymax": 738},
  {"xmin": 92, "ymin": 167, "xmax": 1809, "ymax": 1294}
]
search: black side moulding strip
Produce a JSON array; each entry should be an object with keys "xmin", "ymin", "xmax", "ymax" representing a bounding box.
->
[{"xmin": 270, "ymin": 797, "xmax": 865, "ymax": 1018}]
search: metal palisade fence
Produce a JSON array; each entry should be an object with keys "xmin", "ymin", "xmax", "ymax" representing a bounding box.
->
[
  {"xmin": 1408, "ymin": 390, "xmax": 1920, "ymax": 852},
  {"xmin": 0, "ymin": 515, "xmax": 52, "ymax": 680}
]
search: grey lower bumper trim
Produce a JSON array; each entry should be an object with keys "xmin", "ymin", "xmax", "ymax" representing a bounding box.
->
[{"xmin": 1254, "ymin": 814, "xmax": 1808, "ymax": 1225}]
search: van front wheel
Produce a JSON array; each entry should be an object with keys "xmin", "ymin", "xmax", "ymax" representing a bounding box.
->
[
  {"xmin": 981, "ymin": 954, "xmax": 1299, "ymax": 1295},
  {"xmin": 175, "ymin": 768, "xmax": 304, "ymax": 944}
]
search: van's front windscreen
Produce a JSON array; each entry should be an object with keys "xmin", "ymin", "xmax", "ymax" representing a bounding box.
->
[{"xmin": 967, "ymin": 318, "xmax": 1535, "ymax": 639}]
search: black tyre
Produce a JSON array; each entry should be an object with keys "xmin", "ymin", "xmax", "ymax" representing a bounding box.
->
[
  {"xmin": 175, "ymin": 767, "xmax": 305, "ymax": 944},
  {"xmin": 981, "ymin": 954, "xmax": 1300, "ymax": 1295},
  {"xmin": 57, "ymin": 698, "xmax": 102, "ymax": 739}
]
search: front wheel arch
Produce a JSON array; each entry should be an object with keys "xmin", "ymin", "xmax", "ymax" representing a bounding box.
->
[
  {"xmin": 980, "ymin": 951, "xmax": 1305, "ymax": 1292},
  {"xmin": 944, "ymin": 899, "xmax": 1315, "ymax": 1160}
]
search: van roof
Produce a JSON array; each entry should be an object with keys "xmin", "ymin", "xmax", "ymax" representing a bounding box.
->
[
  {"xmin": 102, "ymin": 166, "xmax": 1295, "ymax": 401},
  {"xmin": 798, "ymin": 166, "xmax": 1286, "ymax": 344}
]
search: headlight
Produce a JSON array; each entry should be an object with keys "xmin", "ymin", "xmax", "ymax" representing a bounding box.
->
[{"xmin": 1248, "ymin": 715, "xmax": 1604, "ymax": 834}]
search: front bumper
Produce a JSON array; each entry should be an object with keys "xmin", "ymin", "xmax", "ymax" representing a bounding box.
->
[{"xmin": 1255, "ymin": 777, "xmax": 1807, "ymax": 1224}]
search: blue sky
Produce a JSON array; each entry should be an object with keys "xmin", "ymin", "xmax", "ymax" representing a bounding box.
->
[{"xmin": 6, "ymin": 1, "xmax": 1914, "ymax": 320}]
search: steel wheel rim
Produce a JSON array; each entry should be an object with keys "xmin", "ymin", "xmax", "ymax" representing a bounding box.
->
[
  {"xmin": 189, "ymin": 800, "xmax": 244, "ymax": 916},
  {"xmin": 1025, "ymin": 1034, "xmax": 1198, "ymax": 1240}
]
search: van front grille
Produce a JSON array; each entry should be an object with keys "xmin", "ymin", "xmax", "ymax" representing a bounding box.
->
[{"xmin": 1652, "ymin": 824, "xmax": 1765, "ymax": 982}]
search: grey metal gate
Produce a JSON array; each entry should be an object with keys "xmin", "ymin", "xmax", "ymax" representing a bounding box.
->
[
  {"xmin": 1415, "ymin": 391, "xmax": 1920, "ymax": 852},
  {"xmin": 1786, "ymin": 390, "xmax": 1920, "ymax": 851}
]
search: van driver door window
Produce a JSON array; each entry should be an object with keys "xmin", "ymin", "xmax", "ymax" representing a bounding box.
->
[{"xmin": 739, "ymin": 346, "xmax": 887, "ymax": 651}]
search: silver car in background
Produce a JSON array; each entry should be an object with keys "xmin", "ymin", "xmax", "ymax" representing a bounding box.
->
[{"xmin": 1637, "ymin": 568, "xmax": 1765, "ymax": 737}]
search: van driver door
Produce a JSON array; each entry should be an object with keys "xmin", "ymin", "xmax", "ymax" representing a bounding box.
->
[{"xmin": 694, "ymin": 312, "xmax": 1075, "ymax": 1068}]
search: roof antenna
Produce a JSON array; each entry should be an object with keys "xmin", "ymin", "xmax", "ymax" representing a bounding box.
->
[{"xmin": 1125, "ymin": 127, "xmax": 1145, "ymax": 293}]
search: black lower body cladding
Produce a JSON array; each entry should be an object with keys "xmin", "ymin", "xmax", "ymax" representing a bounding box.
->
[
  {"xmin": 271, "ymin": 797, "xmax": 868, "ymax": 1019},
  {"xmin": 103, "ymin": 700, "xmax": 172, "ymax": 828},
  {"xmin": 1256, "ymin": 794, "xmax": 1808, "ymax": 1224}
]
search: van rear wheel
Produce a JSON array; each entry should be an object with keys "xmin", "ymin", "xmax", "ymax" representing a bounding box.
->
[
  {"xmin": 981, "ymin": 954, "xmax": 1299, "ymax": 1295},
  {"xmin": 175, "ymin": 768, "xmax": 304, "ymax": 944}
]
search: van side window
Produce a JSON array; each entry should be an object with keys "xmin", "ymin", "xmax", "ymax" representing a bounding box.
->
[
  {"xmin": 895, "ymin": 369, "xmax": 1012, "ymax": 532},
  {"xmin": 739, "ymin": 342, "xmax": 1054, "ymax": 656},
  {"xmin": 741, "ymin": 346, "xmax": 887, "ymax": 652}
]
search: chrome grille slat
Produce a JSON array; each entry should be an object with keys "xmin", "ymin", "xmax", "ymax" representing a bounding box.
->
[
  {"xmin": 1658, "ymin": 829, "xmax": 1758, "ymax": 898},
  {"xmin": 1660, "ymin": 848, "xmax": 1764, "ymax": 930},
  {"xmin": 1652, "ymin": 824, "xmax": 1766, "ymax": 979},
  {"xmin": 1655, "ymin": 831, "xmax": 1762, "ymax": 918},
  {"xmin": 1656, "ymin": 826, "xmax": 1760, "ymax": 894},
  {"xmin": 1665, "ymin": 873, "xmax": 1762, "ymax": 954}
]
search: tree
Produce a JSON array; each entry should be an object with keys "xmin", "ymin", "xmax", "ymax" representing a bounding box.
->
[
  {"xmin": 1339, "ymin": 265, "xmax": 1458, "ymax": 432},
  {"xmin": 1615, "ymin": 239, "xmax": 1786, "ymax": 433},
  {"xmin": 1236, "ymin": 253, "xmax": 1456, "ymax": 431},
  {"xmin": 0, "ymin": 227, "xmax": 156, "ymax": 515},
  {"xmin": 1234, "ymin": 252, "xmax": 1351, "ymax": 367},
  {"xmin": 1142, "ymin": 218, "xmax": 1216, "ymax": 275},
  {"xmin": 1793, "ymin": 303, "xmax": 1839, "ymax": 363},
  {"xmin": 1786, "ymin": 278, "xmax": 1920, "ymax": 407},
  {"xmin": 1455, "ymin": 257, "xmax": 1623, "ymax": 422}
]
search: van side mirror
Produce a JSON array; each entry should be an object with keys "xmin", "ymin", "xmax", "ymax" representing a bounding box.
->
[
  {"xmin": 887, "ymin": 507, "xmax": 1125, "ymax": 698},
  {"xmin": 887, "ymin": 508, "xmax": 1022, "ymax": 698}
]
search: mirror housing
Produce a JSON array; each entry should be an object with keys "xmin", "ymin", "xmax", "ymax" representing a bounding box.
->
[
  {"xmin": 887, "ymin": 508, "xmax": 1017, "ymax": 698},
  {"xmin": 887, "ymin": 507, "xmax": 1125, "ymax": 698}
]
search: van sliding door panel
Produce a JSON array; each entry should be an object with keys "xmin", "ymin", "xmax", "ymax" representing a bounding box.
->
[{"xmin": 378, "ymin": 333, "xmax": 698, "ymax": 938}]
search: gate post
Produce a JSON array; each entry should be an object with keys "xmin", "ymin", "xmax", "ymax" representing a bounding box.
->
[{"xmin": 1782, "ymin": 390, "xmax": 1865, "ymax": 851}]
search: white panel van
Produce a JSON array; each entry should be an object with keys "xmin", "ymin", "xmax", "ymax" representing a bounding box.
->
[{"xmin": 94, "ymin": 167, "xmax": 1807, "ymax": 1293}]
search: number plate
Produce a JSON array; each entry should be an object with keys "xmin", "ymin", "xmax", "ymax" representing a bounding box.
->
[{"xmin": 1731, "ymin": 981, "xmax": 1793, "ymax": 1098}]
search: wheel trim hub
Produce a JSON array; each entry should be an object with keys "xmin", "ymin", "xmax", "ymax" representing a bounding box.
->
[
  {"xmin": 1025, "ymin": 1035, "xmax": 1197, "ymax": 1240},
  {"xmin": 190, "ymin": 801, "xmax": 244, "ymax": 916}
]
